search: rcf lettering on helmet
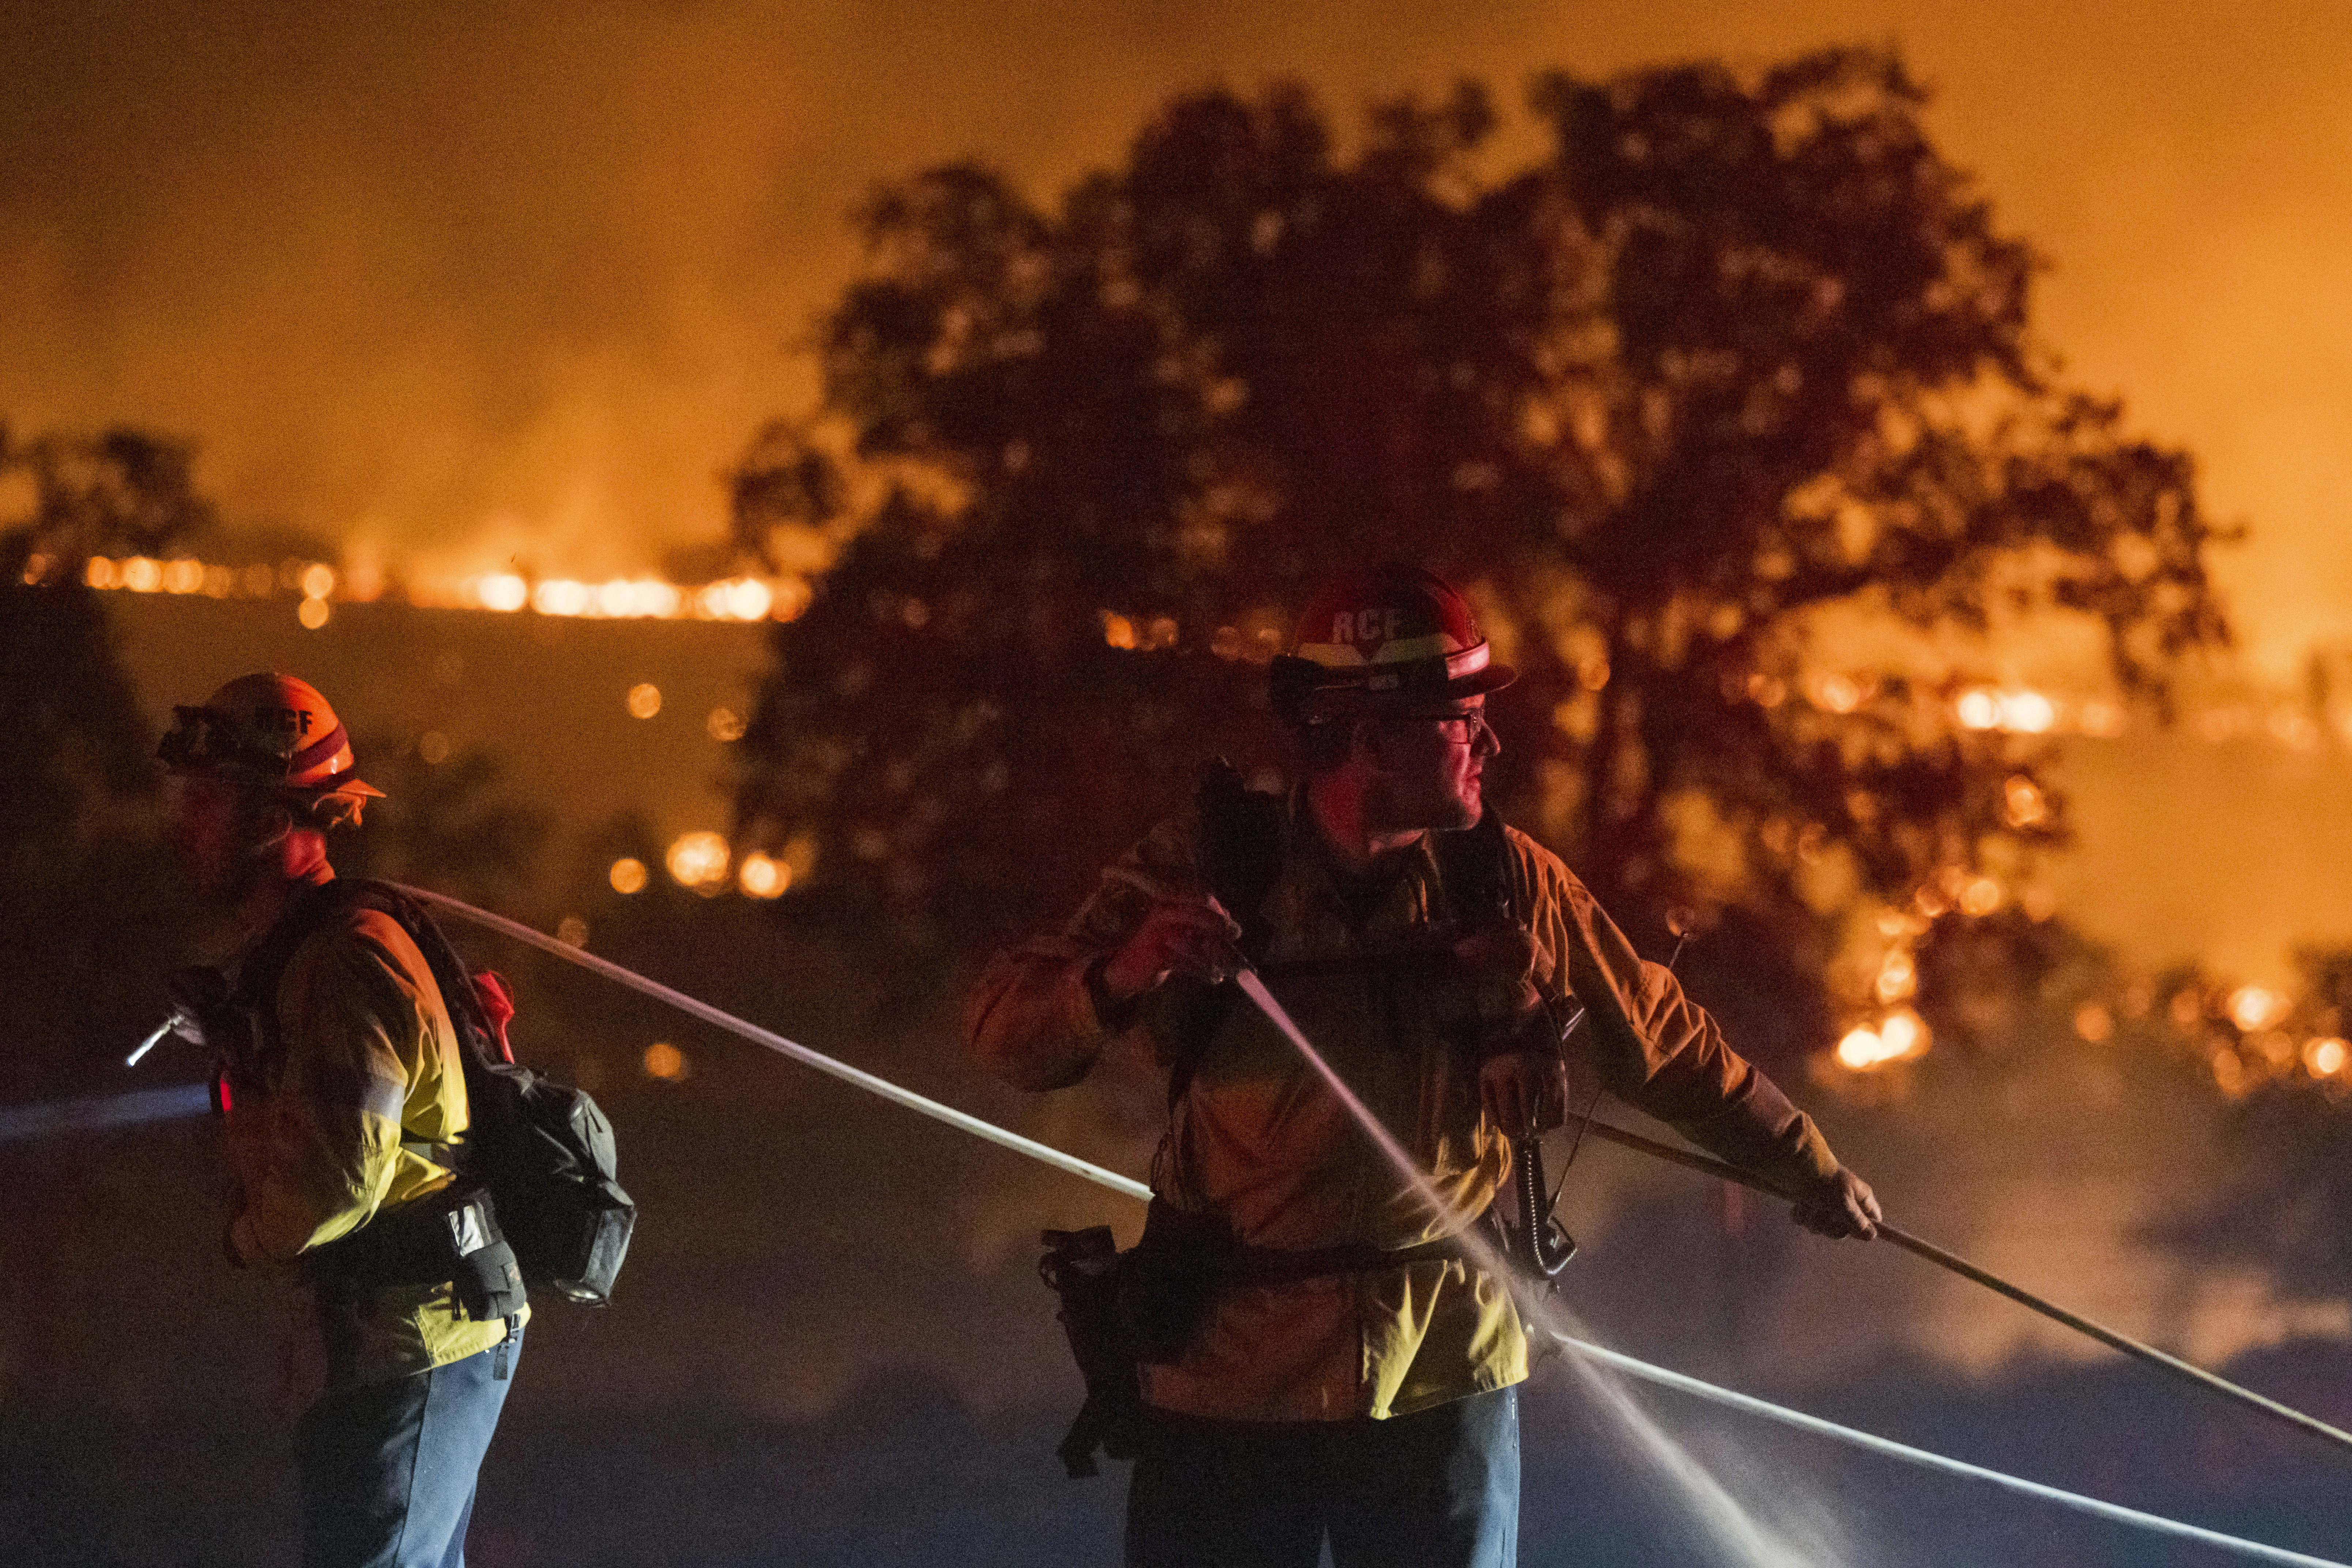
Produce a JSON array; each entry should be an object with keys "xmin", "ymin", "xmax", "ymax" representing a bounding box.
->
[
  {"xmin": 256, "ymin": 706, "xmax": 316, "ymax": 741},
  {"xmin": 1332, "ymin": 608, "xmax": 1401, "ymax": 644}
]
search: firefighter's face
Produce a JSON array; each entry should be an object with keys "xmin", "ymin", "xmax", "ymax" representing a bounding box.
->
[
  {"xmin": 1362, "ymin": 697, "xmax": 1498, "ymax": 832},
  {"xmin": 165, "ymin": 774, "xmax": 278, "ymax": 898}
]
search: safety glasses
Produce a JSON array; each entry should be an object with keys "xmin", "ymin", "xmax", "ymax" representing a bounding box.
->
[{"xmin": 1381, "ymin": 710, "xmax": 1493, "ymax": 746}]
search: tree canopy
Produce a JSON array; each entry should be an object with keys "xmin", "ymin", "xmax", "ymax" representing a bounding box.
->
[
  {"xmin": 0, "ymin": 423, "xmax": 220, "ymax": 1098},
  {"xmin": 728, "ymin": 48, "xmax": 2227, "ymax": 1070},
  {"xmin": 0, "ymin": 423, "xmax": 218, "ymax": 587}
]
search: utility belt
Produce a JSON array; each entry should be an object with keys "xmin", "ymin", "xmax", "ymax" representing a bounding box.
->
[
  {"xmin": 301, "ymin": 1173, "xmax": 528, "ymax": 1325},
  {"xmin": 1038, "ymin": 1198, "xmax": 1489, "ymax": 1479},
  {"xmin": 1120, "ymin": 1198, "xmax": 1482, "ymax": 1361}
]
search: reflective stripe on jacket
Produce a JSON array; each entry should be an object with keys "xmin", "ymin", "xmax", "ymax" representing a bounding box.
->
[{"xmin": 966, "ymin": 805, "xmax": 1838, "ymax": 1424}]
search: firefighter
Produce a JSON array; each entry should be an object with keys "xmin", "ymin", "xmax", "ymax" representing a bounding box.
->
[
  {"xmin": 160, "ymin": 672, "xmax": 526, "ymax": 1568},
  {"xmin": 967, "ymin": 566, "xmax": 1879, "ymax": 1568}
]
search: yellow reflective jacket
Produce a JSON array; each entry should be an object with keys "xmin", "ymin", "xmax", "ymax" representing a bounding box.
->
[
  {"xmin": 966, "ymin": 804, "xmax": 1839, "ymax": 1424},
  {"xmin": 222, "ymin": 871, "xmax": 523, "ymax": 1408}
]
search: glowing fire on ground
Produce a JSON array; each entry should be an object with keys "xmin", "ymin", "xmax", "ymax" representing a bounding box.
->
[
  {"xmin": 72, "ymin": 554, "xmax": 804, "ymax": 625},
  {"xmin": 1835, "ymin": 1008, "xmax": 1931, "ymax": 1071},
  {"xmin": 665, "ymin": 831, "xmax": 731, "ymax": 893}
]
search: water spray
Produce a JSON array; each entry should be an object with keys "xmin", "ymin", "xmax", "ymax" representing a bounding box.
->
[
  {"xmin": 1516, "ymin": 913, "xmax": 2352, "ymax": 1464},
  {"xmin": 397, "ymin": 885, "xmax": 2352, "ymax": 1565},
  {"xmin": 1229, "ymin": 967, "xmax": 2352, "ymax": 1567},
  {"xmin": 1570, "ymin": 1115, "xmax": 2352, "ymax": 1463},
  {"xmin": 1560, "ymin": 1331, "xmax": 2352, "ymax": 1568},
  {"xmin": 1231, "ymin": 969, "xmax": 1848, "ymax": 1567}
]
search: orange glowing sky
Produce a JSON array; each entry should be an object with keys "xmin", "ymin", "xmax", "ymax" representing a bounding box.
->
[
  {"xmin": 21, "ymin": 7, "xmax": 2352, "ymax": 1390},
  {"xmin": 4, "ymin": 0, "xmax": 2348, "ymax": 672}
]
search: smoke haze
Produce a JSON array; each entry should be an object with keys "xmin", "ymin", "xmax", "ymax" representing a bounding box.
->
[{"xmin": 4, "ymin": 0, "xmax": 2348, "ymax": 668}]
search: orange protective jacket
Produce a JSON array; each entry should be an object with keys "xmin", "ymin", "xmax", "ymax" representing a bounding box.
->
[{"xmin": 966, "ymin": 804, "xmax": 1840, "ymax": 1424}]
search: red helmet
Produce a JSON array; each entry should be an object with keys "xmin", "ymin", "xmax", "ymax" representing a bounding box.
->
[
  {"xmin": 1272, "ymin": 565, "xmax": 1516, "ymax": 720},
  {"xmin": 158, "ymin": 672, "xmax": 384, "ymax": 826}
]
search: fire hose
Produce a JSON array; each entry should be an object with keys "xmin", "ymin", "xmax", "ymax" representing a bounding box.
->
[
  {"xmin": 1572, "ymin": 1115, "xmax": 2352, "ymax": 1463},
  {"xmin": 392, "ymin": 885, "xmax": 2347, "ymax": 1565}
]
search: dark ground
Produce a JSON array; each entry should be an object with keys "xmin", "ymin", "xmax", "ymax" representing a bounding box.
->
[
  {"xmin": 7, "ymin": 994, "xmax": 2349, "ymax": 1568},
  {"xmin": 8, "ymin": 1314, "xmax": 2349, "ymax": 1566}
]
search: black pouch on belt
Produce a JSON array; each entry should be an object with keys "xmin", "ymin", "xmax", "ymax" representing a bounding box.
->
[
  {"xmin": 1037, "ymin": 1200, "xmax": 1242, "ymax": 1480},
  {"xmin": 303, "ymin": 1184, "xmax": 528, "ymax": 1323},
  {"xmin": 1119, "ymin": 1198, "xmax": 1239, "ymax": 1365},
  {"xmin": 1039, "ymin": 1225, "xmax": 1140, "ymax": 1479}
]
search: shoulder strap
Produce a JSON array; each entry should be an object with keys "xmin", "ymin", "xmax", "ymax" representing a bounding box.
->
[
  {"xmin": 1433, "ymin": 807, "xmax": 1518, "ymax": 928},
  {"xmin": 1169, "ymin": 782, "xmax": 1519, "ymax": 1106},
  {"xmin": 333, "ymin": 879, "xmax": 503, "ymax": 1074},
  {"xmin": 1162, "ymin": 760, "xmax": 1289, "ymax": 1108},
  {"xmin": 1195, "ymin": 758, "xmax": 1286, "ymax": 965},
  {"xmin": 233, "ymin": 878, "xmax": 490, "ymax": 1148},
  {"xmin": 233, "ymin": 878, "xmax": 373, "ymax": 1025},
  {"xmin": 252, "ymin": 878, "xmax": 509, "ymax": 1162}
]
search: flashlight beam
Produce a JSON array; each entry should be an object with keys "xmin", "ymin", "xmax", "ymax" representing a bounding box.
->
[
  {"xmin": 124, "ymin": 1016, "xmax": 175, "ymax": 1068},
  {"xmin": 395, "ymin": 885, "xmax": 1152, "ymax": 1205},
  {"xmin": 1574, "ymin": 1116, "xmax": 2352, "ymax": 1464},
  {"xmin": 0, "ymin": 1083, "xmax": 214, "ymax": 1144}
]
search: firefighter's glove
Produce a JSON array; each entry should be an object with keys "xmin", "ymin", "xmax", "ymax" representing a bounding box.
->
[
  {"xmin": 1480, "ymin": 1045, "xmax": 1569, "ymax": 1139},
  {"xmin": 166, "ymin": 966, "xmax": 233, "ymax": 1048},
  {"xmin": 1449, "ymin": 923, "xmax": 1545, "ymax": 1032},
  {"xmin": 1100, "ymin": 893, "xmax": 1245, "ymax": 1004},
  {"xmin": 1791, "ymin": 1166, "xmax": 1882, "ymax": 1241}
]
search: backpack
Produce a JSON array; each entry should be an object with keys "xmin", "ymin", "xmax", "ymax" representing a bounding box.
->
[{"xmin": 242, "ymin": 878, "xmax": 636, "ymax": 1306}]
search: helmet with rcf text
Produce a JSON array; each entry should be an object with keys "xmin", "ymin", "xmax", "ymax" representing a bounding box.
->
[
  {"xmin": 158, "ymin": 672, "xmax": 384, "ymax": 828},
  {"xmin": 1270, "ymin": 564, "xmax": 1516, "ymax": 723}
]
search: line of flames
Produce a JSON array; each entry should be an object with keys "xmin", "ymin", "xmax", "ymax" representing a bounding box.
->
[{"xmin": 64, "ymin": 553, "xmax": 806, "ymax": 625}]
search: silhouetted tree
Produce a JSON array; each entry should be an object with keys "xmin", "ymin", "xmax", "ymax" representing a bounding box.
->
[
  {"xmin": 0, "ymin": 423, "xmax": 219, "ymax": 586},
  {"xmin": 0, "ymin": 424, "xmax": 218, "ymax": 1098},
  {"xmin": 728, "ymin": 50, "xmax": 2227, "ymax": 1068}
]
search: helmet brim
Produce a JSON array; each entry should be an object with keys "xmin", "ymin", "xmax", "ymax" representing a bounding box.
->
[
  {"xmin": 1451, "ymin": 661, "xmax": 1517, "ymax": 698},
  {"xmin": 1281, "ymin": 658, "xmax": 1518, "ymax": 723}
]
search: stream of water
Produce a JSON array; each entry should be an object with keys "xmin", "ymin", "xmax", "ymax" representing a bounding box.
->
[{"xmin": 1235, "ymin": 972, "xmax": 1856, "ymax": 1568}]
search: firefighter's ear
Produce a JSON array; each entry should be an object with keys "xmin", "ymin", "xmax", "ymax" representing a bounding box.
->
[
  {"xmin": 230, "ymin": 787, "xmax": 288, "ymax": 849},
  {"xmin": 249, "ymin": 798, "xmax": 297, "ymax": 849}
]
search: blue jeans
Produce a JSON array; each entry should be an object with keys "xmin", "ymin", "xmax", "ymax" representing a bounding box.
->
[
  {"xmin": 1126, "ymin": 1385, "xmax": 1519, "ymax": 1568},
  {"xmin": 293, "ymin": 1327, "xmax": 521, "ymax": 1568}
]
